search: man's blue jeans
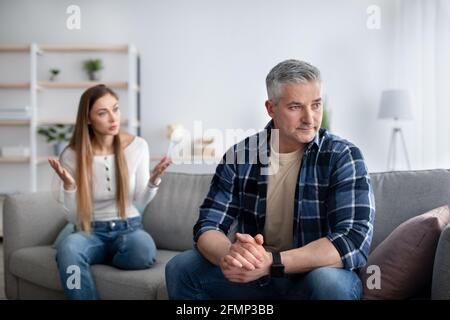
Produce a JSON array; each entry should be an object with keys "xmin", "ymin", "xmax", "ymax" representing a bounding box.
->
[
  {"xmin": 55, "ymin": 216, "xmax": 156, "ymax": 300},
  {"xmin": 166, "ymin": 249, "xmax": 362, "ymax": 300}
]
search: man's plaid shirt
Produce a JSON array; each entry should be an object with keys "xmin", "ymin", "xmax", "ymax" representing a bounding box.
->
[{"xmin": 194, "ymin": 121, "xmax": 375, "ymax": 271}]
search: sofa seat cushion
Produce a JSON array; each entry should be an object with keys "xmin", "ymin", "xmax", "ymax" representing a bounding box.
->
[
  {"xmin": 9, "ymin": 246, "xmax": 180, "ymax": 299},
  {"xmin": 9, "ymin": 246, "xmax": 62, "ymax": 291}
]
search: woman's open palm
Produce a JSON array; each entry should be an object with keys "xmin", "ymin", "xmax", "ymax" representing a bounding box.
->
[
  {"xmin": 150, "ymin": 156, "xmax": 171, "ymax": 185},
  {"xmin": 48, "ymin": 158, "xmax": 76, "ymax": 190}
]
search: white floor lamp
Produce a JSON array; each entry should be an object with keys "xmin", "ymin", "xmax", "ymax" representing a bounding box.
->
[{"xmin": 378, "ymin": 90, "xmax": 413, "ymax": 171}]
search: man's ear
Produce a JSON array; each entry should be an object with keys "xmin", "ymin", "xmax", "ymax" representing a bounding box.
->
[{"xmin": 265, "ymin": 100, "xmax": 275, "ymax": 119}]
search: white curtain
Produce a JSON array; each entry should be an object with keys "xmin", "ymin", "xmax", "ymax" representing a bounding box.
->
[{"xmin": 394, "ymin": 0, "xmax": 450, "ymax": 170}]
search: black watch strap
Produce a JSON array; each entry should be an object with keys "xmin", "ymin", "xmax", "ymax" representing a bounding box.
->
[
  {"xmin": 270, "ymin": 251, "xmax": 285, "ymax": 278},
  {"xmin": 272, "ymin": 252, "xmax": 282, "ymax": 265}
]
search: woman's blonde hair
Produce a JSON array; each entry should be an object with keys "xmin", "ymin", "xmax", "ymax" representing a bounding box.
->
[{"xmin": 63, "ymin": 84, "xmax": 129, "ymax": 232}]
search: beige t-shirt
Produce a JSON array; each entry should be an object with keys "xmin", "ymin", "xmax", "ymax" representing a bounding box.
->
[{"xmin": 264, "ymin": 141, "xmax": 303, "ymax": 252}]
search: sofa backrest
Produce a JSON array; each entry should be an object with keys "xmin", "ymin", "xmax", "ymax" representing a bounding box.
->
[
  {"xmin": 144, "ymin": 169, "xmax": 450, "ymax": 253},
  {"xmin": 143, "ymin": 172, "xmax": 213, "ymax": 251},
  {"xmin": 369, "ymin": 169, "xmax": 450, "ymax": 251}
]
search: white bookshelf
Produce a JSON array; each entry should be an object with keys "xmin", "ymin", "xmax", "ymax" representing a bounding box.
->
[
  {"xmin": 0, "ymin": 43, "xmax": 140, "ymax": 193},
  {"xmin": 0, "ymin": 156, "xmax": 30, "ymax": 163},
  {"xmin": 0, "ymin": 83, "xmax": 30, "ymax": 89},
  {"xmin": 0, "ymin": 119, "xmax": 30, "ymax": 126},
  {"xmin": 0, "ymin": 194, "xmax": 4, "ymax": 237},
  {"xmin": 37, "ymin": 80, "xmax": 136, "ymax": 90}
]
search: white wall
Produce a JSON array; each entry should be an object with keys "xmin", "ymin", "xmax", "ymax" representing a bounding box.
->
[{"xmin": 0, "ymin": 0, "xmax": 401, "ymax": 180}]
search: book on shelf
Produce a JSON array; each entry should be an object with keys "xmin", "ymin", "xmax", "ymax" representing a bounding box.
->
[
  {"xmin": 0, "ymin": 106, "xmax": 31, "ymax": 120},
  {"xmin": 0, "ymin": 145, "xmax": 30, "ymax": 157}
]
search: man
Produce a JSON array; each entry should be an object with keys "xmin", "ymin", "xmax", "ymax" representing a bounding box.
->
[{"xmin": 165, "ymin": 59, "xmax": 375, "ymax": 300}]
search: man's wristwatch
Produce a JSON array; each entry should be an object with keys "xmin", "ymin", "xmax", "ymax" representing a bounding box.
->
[{"xmin": 270, "ymin": 252, "xmax": 285, "ymax": 278}]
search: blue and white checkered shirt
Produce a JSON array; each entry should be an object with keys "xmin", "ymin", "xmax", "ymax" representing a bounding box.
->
[{"xmin": 194, "ymin": 121, "xmax": 375, "ymax": 271}]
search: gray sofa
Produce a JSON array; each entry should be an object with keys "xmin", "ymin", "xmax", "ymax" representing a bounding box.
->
[{"xmin": 3, "ymin": 170, "xmax": 450, "ymax": 299}]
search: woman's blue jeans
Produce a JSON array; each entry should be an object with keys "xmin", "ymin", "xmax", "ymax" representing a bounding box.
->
[
  {"xmin": 55, "ymin": 216, "xmax": 156, "ymax": 300},
  {"xmin": 166, "ymin": 249, "xmax": 362, "ymax": 300}
]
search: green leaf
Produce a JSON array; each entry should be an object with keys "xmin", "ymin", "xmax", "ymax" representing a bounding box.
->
[
  {"xmin": 83, "ymin": 58, "xmax": 104, "ymax": 72},
  {"xmin": 38, "ymin": 124, "xmax": 73, "ymax": 143},
  {"xmin": 322, "ymin": 108, "xmax": 330, "ymax": 130}
]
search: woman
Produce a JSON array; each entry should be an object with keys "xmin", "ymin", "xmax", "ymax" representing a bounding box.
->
[{"xmin": 48, "ymin": 84, "xmax": 171, "ymax": 299}]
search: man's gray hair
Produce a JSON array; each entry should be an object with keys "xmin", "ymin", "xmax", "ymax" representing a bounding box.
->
[{"xmin": 266, "ymin": 59, "xmax": 321, "ymax": 103}]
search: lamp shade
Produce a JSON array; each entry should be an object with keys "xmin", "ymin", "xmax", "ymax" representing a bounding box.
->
[{"xmin": 378, "ymin": 90, "xmax": 413, "ymax": 120}]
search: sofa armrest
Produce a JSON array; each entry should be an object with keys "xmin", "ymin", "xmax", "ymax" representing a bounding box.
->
[
  {"xmin": 432, "ymin": 222, "xmax": 450, "ymax": 299},
  {"xmin": 3, "ymin": 192, "xmax": 67, "ymax": 299},
  {"xmin": 3, "ymin": 192, "xmax": 66, "ymax": 259}
]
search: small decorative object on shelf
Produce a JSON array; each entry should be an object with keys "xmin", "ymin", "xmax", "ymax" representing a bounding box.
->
[
  {"xmin": 83, "ymin": 58, "xmax": 103, "ymax": 81},
  {"xmin": 37, "ymin": 124, "xmax": 74, "ymax": 156},
  {"xmin": 0, "ymin": 145, "xmax": 30, "ymax": 157},
  {"xmin": 193, "ymin": 136, "xmax": 215, "ymax": 158},
  {"xmin": 166, "ymin": 124, "xmax": 185, "ymax": 157},
  {"xmin": 49, "ymin": 68, "xmax": 60, "ymax": 81}
]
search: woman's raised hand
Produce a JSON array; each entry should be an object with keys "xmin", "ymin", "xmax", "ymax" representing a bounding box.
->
[
  {"xmin": 150, "ymin": 156, "xmax": 172, "ymax": 186},
  {"xmin": 48, "ymin": 158, "xmax": 76, "ymax": 190}
]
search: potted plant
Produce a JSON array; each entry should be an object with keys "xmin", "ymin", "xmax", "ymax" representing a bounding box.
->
[
  {"xmin": 322, "ymin": 98, "xmax": 331, "ymax": 131},
  {"xmin": 49, "ymin": 68, "xmax": 60, "ymax": 81},
  {"xmin": 38, "ymin": 124, "xmax": 74, "ymax": 156},
  {"xmin": 83, "ymin": 58, "xmax": 103, "ymax": 81}
]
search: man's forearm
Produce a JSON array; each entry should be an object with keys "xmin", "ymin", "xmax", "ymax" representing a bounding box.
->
[
  {"xmin": 281, "ymin": 237, "xmax": 343, "ymax": 274},
  {"xmin": 197, "ymin": 230, "xmax": 232, "ymax": 266}
]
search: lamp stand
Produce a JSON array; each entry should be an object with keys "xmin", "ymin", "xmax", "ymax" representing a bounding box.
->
[{"xmin": 386, "ymin": 124, "xmax": 411, "ymax": 171}]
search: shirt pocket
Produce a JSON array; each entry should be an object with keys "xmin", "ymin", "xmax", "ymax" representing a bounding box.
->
[{"xmin": 300, "ymin": 180, "xmax": 329, "ymax": 218}]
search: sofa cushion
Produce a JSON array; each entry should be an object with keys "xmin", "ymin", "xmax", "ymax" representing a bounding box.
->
[
  {"xmin": 143, "ymin": 172, "xmax": 213, "ymax": 251},
  {"xmin": 360, "ymin": 205, "xmax": 450, "ymax": 300},
  {"xmin": 369, "ymin": 170, "xmax": 450, "ymax": 251},
  {"xmin": 9, "ymin": 246, "xmax": 62, "ymax": 291},
  {"xmin": 9, "ymin": 245, "xmax": 179, "ymax": 299},
  {"xmin": 156, "ymin": 280, "xmax": 169, "ymax": 300}
]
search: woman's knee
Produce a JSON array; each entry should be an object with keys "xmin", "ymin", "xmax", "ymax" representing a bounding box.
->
[
  {"xmin": 134, "ymin": 242, "xmax": 157, "ymax": 269},
  {"xmin": 56, "ymin": 233, "xmax": 89, "ymax": 262},
  {"xmin": 114, "ymin": 230, "xmax": 157, "ymax": 270},
  {"xmin": 56, "ymin": 232, "xmax": 105, "ymax": 268}
]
